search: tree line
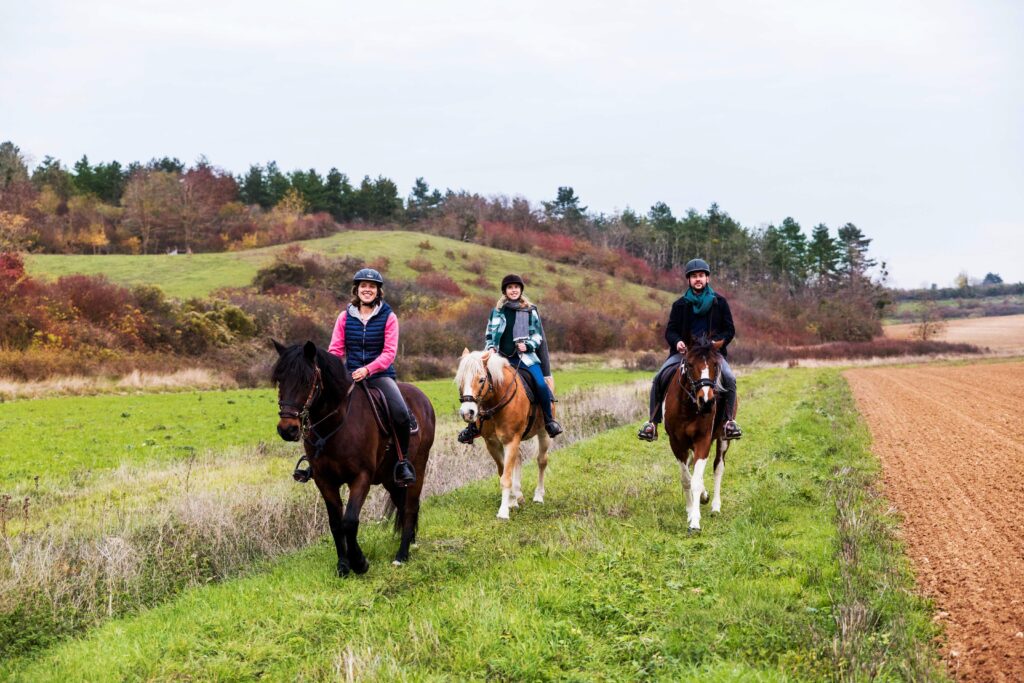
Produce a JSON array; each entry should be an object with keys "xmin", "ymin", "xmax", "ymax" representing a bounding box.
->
[{"xmin": 1, "ymin": 140, "xmax": 888, "ymax": 340}]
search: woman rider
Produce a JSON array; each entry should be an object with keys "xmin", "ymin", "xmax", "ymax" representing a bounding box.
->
[
  {"xmin": 638, "ymin": 258, "xmax": 742, "ymax": 442},
  {"xmin": 327, "ymin": 268, "xmax": 418, "ymax": 487},
  {"xmin": 457, "ymin": 273, "xmax": 562, "ymax": 443}
]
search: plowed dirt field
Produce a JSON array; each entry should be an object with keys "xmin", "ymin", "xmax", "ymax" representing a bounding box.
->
[
  {"xmin": 845, "ymin": 362, "xmax": 1024, "ymax": 682},
  {"xmin": 884, "ymin": 313, "xmax": 1024, "ymax": 353}
]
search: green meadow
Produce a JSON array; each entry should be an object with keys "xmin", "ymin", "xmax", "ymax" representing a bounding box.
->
[
  {"xmin": 25, "ymin": 230, "xmax": 675, "ymax": 309},
  {"xmin": 0, "ymin": 369, "xmax": 645, "ymax": 489},
  {"xmin": 2, "ymin": 369, "xmax": 945, "ymax": 681}
]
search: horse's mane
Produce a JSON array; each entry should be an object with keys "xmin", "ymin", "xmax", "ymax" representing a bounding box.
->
[
  {"xmin": 272, "ymin": 343, "xmax": 351, "ymax": 396},
  {"xmin": 455, "ymin": 351, "xmax": 509, "ymax": 389}
]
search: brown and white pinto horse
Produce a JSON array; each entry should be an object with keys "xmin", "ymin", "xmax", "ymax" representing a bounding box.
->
[
  {"xmin": 663, "ymin": 339, "xmax": 736, "ymax": 533},
  {"xmin": 273, "ymin": 340, "xmax": 435, "ymax": 574},
  {"xmin": 455, "ymin": 349, "xmax": 552, "ymax": 519}
]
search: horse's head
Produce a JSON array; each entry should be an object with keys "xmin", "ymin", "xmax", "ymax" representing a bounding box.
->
[
  {"xmin": 455, "ymin": 348, "xmax": 509, "ymax": 423},
  {"xmin": 682, "ymin": 338, "xmax": 725, "ymax": 414},
  {"xmin": 271, "ymin": 339, "xmax": 343, "ymax": 442}
]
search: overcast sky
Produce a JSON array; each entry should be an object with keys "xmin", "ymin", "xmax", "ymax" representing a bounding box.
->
[{"xmin": 2, "ymin": 0, "xmax": 1021, "ymax": 287}]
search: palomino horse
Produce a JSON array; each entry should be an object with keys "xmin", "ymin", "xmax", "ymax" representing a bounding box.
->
[
  {"xmin": 455, "ymin": 349, "xmax": 552, "ymax": 519},
  {"xmin": 272, "ymin": 340, "xmax": 435, "ymax": 574},
  {"xmin": 663, "ymin": 339, "xmax": 735, "ymax": 533}
]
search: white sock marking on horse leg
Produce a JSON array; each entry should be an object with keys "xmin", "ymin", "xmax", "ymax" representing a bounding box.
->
[
  {"xmin": 533, "ymin": 435, "xmax": 548, "ymax": 503},
  {"xmin": 712, "ymin": 456, "xmax": 724, "ymax": 513},
  {"xmin": 511, "ymin": 459, "xmax": 523, "ymax": 505},
  {"xmin": 498, "ymin": 487, "xmax": 511, "ymax": 520},
  {"xmin": 679, "ymin": 460, "xmax": 693, "ymax": 525},
  {"xmin": 690, "ymin": 458, "xmax": 707, "ymax": 529}
]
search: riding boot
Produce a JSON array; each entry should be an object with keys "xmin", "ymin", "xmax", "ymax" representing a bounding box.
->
[
  {"xmin": 393, "ymin": 458, "xmax": 416, "ymax": 487},
  {"xmin": 540, "ymin": 397, "xmax": 562, "ymax": 438},
  {"xmin": 458, "ymin": 421, "xmax": 481, "ymax": 444},
  {"xmin": 721, "ymin": 392, "xmax": 742, "ymax": 440},
  {"xmin": 637, "ymin": 422, "xmax": 658, "ymax": 442}
]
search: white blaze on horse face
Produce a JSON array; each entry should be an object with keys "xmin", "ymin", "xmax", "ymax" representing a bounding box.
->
[
  {"xmin": 700, "ymin": 364, "xmax": 711, "ymax": 402},
  {"xmin": 459, "ymin": 376, "xmax": 478, "ymax": 422}
]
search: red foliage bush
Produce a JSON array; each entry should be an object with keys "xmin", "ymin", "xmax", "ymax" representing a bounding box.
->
[
  {"xmin": 415, "ymin": 272, "xmax": 464, "ymax": 297},
  {"xmin": 406, "ymin": 256, "xmax": 434, "ymax": 273}
]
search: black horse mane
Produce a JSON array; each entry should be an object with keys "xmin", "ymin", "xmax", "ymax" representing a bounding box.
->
[
  {"xmin": 272, "ymin": 342, "xmax": 351, "ymax": 397},
  {"xmin": 686, "ymin": 337, "xmax": 720, "ymax": 363}
]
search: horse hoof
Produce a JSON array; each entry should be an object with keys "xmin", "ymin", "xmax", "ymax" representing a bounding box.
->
[
  {"xmin": 351, "ymin": 558, "xmax": 370, "ymax": 575},
  {"xmin": 687, "ymin": 527, "xmax": 701, "ymax": 536},
  {"xmin": 497, "ymin": 510, "xmax": 510, "ymax": 520},
  {"xmin": 700, "ymin": 491, "xmax": 710, "ymax": 505},
  {"xmin": 533, "ymin": 494, "xmax": 544, "ymax": 504},
  {"xmin": 711, "ymin": 508, "xmax": 721, "ymax": 516},
  {"xmin": 392, "ymin": 559, "xmax": 405, "ymax": 567},
  {"xmin": 337, "ymin": 562, "xmax": 350, "ymax": 578}
]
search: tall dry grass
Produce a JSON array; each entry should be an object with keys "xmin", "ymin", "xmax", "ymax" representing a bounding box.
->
[
  {"xmin": 0, "ymin": 368, "xmax": 238, "ymax": 401},
  {"xmin": 0, "ymin": 381, "xmax": 646, "ymax": 658}
]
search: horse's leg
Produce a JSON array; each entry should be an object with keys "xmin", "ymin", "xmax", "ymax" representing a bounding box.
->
[
  {"xmin": 497, "ymin": 434, "xmax": 523, "ymax": 520},
  {"xmin": 315, "ymin": 480, "xmax": 349, "ymax": 577},
  {"xmin": 533, "ymin": 431, "xmax": 550, "ymax": 503},
  {"xmin": 483, "ymin": 435, "xmax": 504, "ymax": 476},
  {"xmin": 711, "ymin": 438, "xmax": 728, "ymax": 514},
  {"xmin": 511, "ymin": 455, "xmax": 524, "ymax": 507},
  {"xmin": 341, "ymin": 472, "xmax": 372, "ymax": 575},
  {"xmin": 393, "ymin": 488, "xmax": 421, "ymax": 566},
  {"xmin": 678, "ymin": 449, "xmax": 693, "ymax": 523},
  {"xmin": 688, "ymin": 440, "xmax": 713, "ymax": 532}
]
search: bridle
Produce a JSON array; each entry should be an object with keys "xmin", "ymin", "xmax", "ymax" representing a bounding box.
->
[
  {"xmin": 278, "ymin": 362, "xmax": 323, "ymax": 437},
  {"xmin": 677, "ymin": 357, "xmax": 719, "ymax": 406},
  {"xmin": 278, "ymin": 361, "xmax": 351, "ymax": 472},
  {"xmin": 459, "ymin": 360, "xmax": 519, "ymax": 421}
]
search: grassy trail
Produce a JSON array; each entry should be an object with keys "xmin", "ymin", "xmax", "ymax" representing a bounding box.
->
[{"xmin": 3, "ymin": 369, "xmax": 943, "ymax": 681}]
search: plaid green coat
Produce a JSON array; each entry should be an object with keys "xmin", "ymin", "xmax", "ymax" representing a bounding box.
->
[{"xmin": 484, "ymin": 304, "xmax": 544, "ymax": 368}]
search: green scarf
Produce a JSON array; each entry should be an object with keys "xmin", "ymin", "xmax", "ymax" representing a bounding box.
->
[{"xmin": 682, "ymin": 284, "xmax": 716, "ymax": 316}]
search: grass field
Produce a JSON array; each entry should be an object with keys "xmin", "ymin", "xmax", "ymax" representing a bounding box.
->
[
  {"xmin": 0, "ymin": 368, "xmax": 645, "ymax": 490},
  {"xmin": 2, "ymin": 368, "xmax": 945, "ymax": 681},
  {"xmin": 24, "ymin": 230, "xmax": 675, "ymax": 310}
]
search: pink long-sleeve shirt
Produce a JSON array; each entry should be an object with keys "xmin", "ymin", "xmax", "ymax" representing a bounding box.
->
[{"xmin": 327, "ymin": 305, "xmax": 399, "ymax": 377}]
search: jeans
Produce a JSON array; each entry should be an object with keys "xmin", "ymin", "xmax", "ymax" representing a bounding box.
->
[
  {"xmin": 524, "ymin": 363, "xmax": 555, "ymax": 422},
  {"xmin": 365, "ymin": 375, "xmax": 411, "ymax": 454},
  {"xmin": 647, "ymin": 353, "xmax": 736, "ymax": 423}
]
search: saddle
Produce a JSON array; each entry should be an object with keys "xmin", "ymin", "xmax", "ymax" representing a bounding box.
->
[
  {"xmin": 362, "ymin": 384, "xmax": 418, "ymax": 442},
  {"xmin": 515, "ymin": 367, "xmax": 537, "ymax": 404}
]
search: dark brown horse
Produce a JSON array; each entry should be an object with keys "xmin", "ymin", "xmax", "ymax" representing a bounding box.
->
[
  {"xmin": 663, "ymin": 339, "xmax": 736, "ymax": 533},
  {"xmin": 272, "ymin": 340, "xmax": 435, "ymax": 575}
]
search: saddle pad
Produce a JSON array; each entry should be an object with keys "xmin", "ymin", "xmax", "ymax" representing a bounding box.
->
[{"xmin": 516, "ymin": 367, "xmax": 537, "ymax": 404}]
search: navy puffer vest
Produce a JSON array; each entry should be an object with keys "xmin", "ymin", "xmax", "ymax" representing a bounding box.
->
[{"xmin": 344, "ymin": 301, "xmax": 396, "ymax": 378}]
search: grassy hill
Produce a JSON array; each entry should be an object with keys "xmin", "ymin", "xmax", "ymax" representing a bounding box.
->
[{"xmin": 25, "ymin": 230, "xmax": 676, "ymax": 311}]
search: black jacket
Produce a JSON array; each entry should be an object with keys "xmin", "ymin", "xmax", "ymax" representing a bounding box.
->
[{"xmin": 665, "ymin": 292, "xmax": 735, "ymax": 358}]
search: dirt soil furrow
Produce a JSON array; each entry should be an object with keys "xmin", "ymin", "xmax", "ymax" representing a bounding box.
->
[{"xmin": 845, "ymin": 362, "xmax": 1024, "ymax": 682}]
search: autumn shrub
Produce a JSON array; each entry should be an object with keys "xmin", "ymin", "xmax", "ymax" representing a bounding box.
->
[
  {"xmin": 415, "ymin": 272, "xmax": 463, "ymax": 297},
  {"xmin": 417, "ymin": 239, "xmax": 434, "ymax": 250},
  {"xmin": 465, "ymin": 259, "xmax": 486, "ymax": 275},
  {"xmin": 406, "ymin": 256, "xmax": 434, "ymax": 273}
]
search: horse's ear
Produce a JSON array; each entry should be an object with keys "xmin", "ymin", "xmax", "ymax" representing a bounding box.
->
[
  {"xmin": 303, "ymin": 340, "xmax": 317, "ymax": 361},
  {"xmin": 712, "ymin": 339, "xmax": 725, "ymax": 351},
  {"xmin": 272, "ymin": 338, "xmax": 287, "ymax": 356},
  {"xmin": 461, "ymin": 347, "xmax": 470, "ymax": 358}
]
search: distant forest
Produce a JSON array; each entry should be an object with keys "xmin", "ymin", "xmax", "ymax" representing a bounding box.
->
[{"xmin": 1, "ymin": 140, "xmax": 887, "ymax": 343}]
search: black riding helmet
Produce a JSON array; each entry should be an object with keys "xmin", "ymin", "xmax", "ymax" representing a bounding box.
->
[
  {"xmin": 501, "ymin": 273, "xmax": 525, "ymax": 293},
  {"xmin": 353, "ymin": 268, "xmax": 384, "ymax": 285},
  {"xmin": 684, "ymin": 259, "xmax": 711, "ymax": 277}
]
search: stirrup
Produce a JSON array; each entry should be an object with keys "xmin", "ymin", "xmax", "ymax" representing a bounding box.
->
[
  {"xmin": 457, "ymin": 423, "xmax": 480, "ymax": 444},
  {"xmin": 544, "ymin": 420, "xmax": 563, "ymax": 438},
  {"xmin": 394, "ymin": 459, "xmax": 416, "ymax": 487},
  {"xmin": 292, "ymin": 455, "xmax": 312, "ymax": 483},
  {"xmin": 637, "ymin": 422, "xmax": 658, "ymax": 442},
  {"xmin": 723, "ymin": 420, "xmax": 742, "ymax": 440}
]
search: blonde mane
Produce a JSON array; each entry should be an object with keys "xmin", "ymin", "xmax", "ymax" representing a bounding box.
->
[{"xmin": 455, "ymin": 350, "xmax": 510, "ymax": 390}]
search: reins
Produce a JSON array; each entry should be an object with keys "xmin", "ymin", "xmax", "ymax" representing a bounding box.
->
[
  {"xmin": 279, "ymin": 360, "xmax": 356, "ymax": 479},
  {"xmin": 459, "ymin": 356, "xmax": 520, "ymax": 422},
  {"xmin": 677, "ymin": 358, "xmax": 719, "ymax": 406}
]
